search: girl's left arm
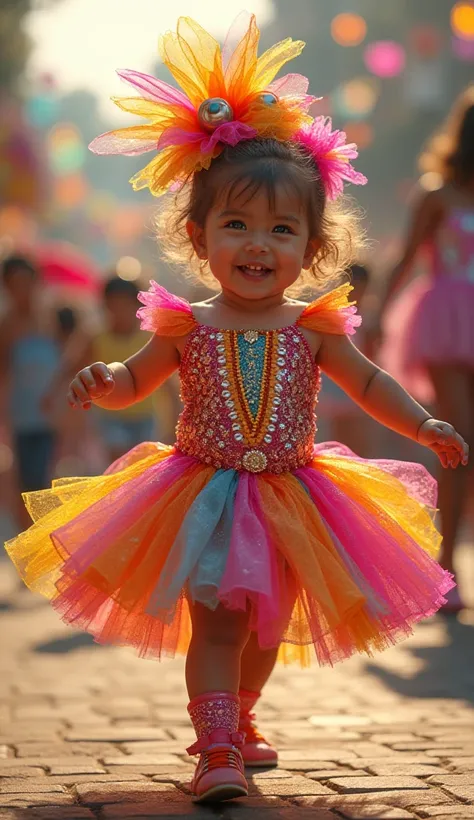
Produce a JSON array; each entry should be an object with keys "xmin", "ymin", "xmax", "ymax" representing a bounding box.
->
[{"xmin": 318, "ymin": 334, "xmax": 469, "ymax": 468}]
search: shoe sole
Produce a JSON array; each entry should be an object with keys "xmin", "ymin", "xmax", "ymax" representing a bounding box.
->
[{"xmin": 193, "ymin": 784, "xmax": 248, "ymax": 803}]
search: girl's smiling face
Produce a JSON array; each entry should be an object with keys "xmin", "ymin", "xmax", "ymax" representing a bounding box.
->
[{"xmin": 187, "ymin": 183, "xmax": 318, "ymax": 302}]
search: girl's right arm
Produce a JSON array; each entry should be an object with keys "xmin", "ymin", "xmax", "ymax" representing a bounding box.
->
[{"xmin": 67, "ymin": 333, "xmax": 180, "ymax": 411}]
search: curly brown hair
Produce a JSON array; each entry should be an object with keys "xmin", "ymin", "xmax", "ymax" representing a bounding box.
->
[
  {"xmin": 419, "ymin": 85, "xmax": 474, "ymax": 186},
  {"xmin": 156, "ymin": 138, "xmax": 366, "ymax": 293}
]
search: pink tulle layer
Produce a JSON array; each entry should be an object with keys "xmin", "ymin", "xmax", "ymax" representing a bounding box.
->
[{"xmin": 380, "ymin": 275, "xmax": 474, "ymax": 402}]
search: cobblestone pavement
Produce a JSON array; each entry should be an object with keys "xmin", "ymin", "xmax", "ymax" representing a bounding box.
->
[{"xmin": 1, "ymin": 537, "xmax": 473, "ymax": 820}]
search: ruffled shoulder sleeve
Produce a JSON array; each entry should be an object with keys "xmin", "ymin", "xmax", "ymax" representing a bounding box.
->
[
  {"xmin": 296, "ymin": 283, "xmax": 361, "ymax": 336},
  {"xmin": 137, "ymin": 281, "xmax": 198, "ymax": 337}
]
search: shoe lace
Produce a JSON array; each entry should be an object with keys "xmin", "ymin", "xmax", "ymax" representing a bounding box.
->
[
  {"xmin": 199, "ymin": 745, "xmax": 245, "ymax": 775},
  {"xmin": 239, "ymin": 710, "xmax": 268, "ymax": 744}
]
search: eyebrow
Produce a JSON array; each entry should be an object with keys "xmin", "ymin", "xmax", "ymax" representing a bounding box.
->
[{"xmin": 218, "ymin": 209, "xmax": 301, "ymax": 225}]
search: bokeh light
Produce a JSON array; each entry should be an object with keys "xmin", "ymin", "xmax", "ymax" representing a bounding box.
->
[
  {"xmin": 452, "ymin": 35, "xmax": 474, "ymax": 59},
  {"xmin": 0, "ymin": 443, "xmax": 14, "ymax": 474},
  {"xmin": 419, "ymin": 172, "xmax": 444, "ymax": 191},
  {"xmin": 409, "ymin": 24, "xmax": 443, "ymax": 58},
  {"xmin": 451, "ymin": 3, "xmax": 474, "ymax": 40},
  {"xmin": 53, "ymin": 174, "xmax": 88, "ymax": 209},
  {"xmin": 47, "ymin": 123, "xmax": 86, "ymax": 176},
  {"xmin": 364, "ymin": 41, "xmax": 406, "ymax": 77},
  {"xmin": 331, "ymin": 13, "xmax": 367, "ymax": 47},
  {"xmin": 116, "ymin": 256, "xmax": 142, "ymax": 281},
  {"xmin": 342, "ymin": 122, "xmax": 374, "ymax": 151},
  {"xmin": 335, "ymin": 78, "xmax": 380, "ymax": 120}
]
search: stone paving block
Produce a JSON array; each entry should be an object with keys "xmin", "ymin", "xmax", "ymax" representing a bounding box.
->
[
  {"xmin": 447, "ymin": 758, "xmax": 474, "ymax": 773},
  {"xmin": 0, "ymin": 793, "xmax": 75, "ymax": 808},
  {"xmin": 103, "ymin": 753, "xmax": 186, "ymax": 767},
  {"xmin": 417, "ymin": 808, "xmax": 474, "ymax": 817},
  {"xmin": 100, "ymin": 803, "xmax": 223, "ymax": 818},
  {"xmin": 425, "ymin": 748, "xmax": 474, "ymax": 758},
  {"xmin": 293, "ymin": 788, "xmax": 455, "ymax": 810},
  {"xmin": 248, "ymin": 776, "xmax": 334, "ymax": 796},
  {"xmin": 0, "ymin": 749, "xmax": 10, "ymax": 761},
  {"xmin": 427, "ymin": 774, "xmax": 474, "ymax": 786},
  {"xmin": 75, "ymin": 780, "xmax": 186, "ymax": 805},
  {"xmin": 0, "ymin": 767, "xmax": 46, "ymax": 779},
  {"xmin": 279, "ymin": 748, "xmax": 356, "ymax": 762},
  {"xmin": 390, "ymin": 742, "xmax": 439, "ymax": 752},
  {"xmin": 0, "ymin": 809, "xmax": 95, "ymax": 820},
  {"xmin": 66, "ymin": 726, "xmax": 169, "ymax": 742},
  {"xmin": 47, "ymin": 773, "xmax": 146, "ymax": 785},
  {"xmin": 306, "ymin": 769, "xmax": 371, "ymax": 780},
  {"xmin": 246, "ymin": 769, "xmax": 294, "ymax": 780},
  {"xmin": 121, "ymin": 741, "xmax": 184, "ymax": 755},
  {"xmin": 106, "ymin": 764, "xmax": 195, "ymax": 777},
  {"xmin": 338, "ymin": 756, "xmax": 436, "ymax": 768},
  {"xmin": 273, "ymin": 759, "xmax": 339, "ymax": 772},
  {"xmin": 439, "ymin": 784, "xmax": 474, "ymax": 803},
  {"xmin": 334, "ymin": 806, "xmax": 416, "ymax": 819},
  {"xmin": 367, "ymin": 765, "xmax": 447, "ymax": 778},
  {"xmin": 326, "ymin": 776, "xmax": 430, "ymax": 793},
  {"xmin": 48, "ymin": 763, "xmax": 106, "ymax": 775},
  {"xmin": 349, "ymin": 744, "xmax": 406, "ymax": 758},
  {"xmin": 0, "ymin": 781, "xmax": 67, "ymax": 795},
  {"xmin": 368, "ymin": 734, "xmax": 421, "ymax": 745},
  {"xmin": 308, "ymin": 714, "xmax": 373, "ymax": 727}
]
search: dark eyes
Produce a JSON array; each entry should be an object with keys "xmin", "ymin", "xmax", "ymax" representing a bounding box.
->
[{"xmin": 224, "ymin": 221, "xmax": 294, "ymax": 234}]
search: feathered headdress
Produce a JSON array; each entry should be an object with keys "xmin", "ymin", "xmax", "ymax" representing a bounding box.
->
[{"xmin": 89, "ymin": 13, "xmax": 367, "ymax": 200}]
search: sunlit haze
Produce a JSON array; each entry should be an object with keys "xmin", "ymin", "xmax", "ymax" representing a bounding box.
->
[{"xmin": 26, "ymin": 0, "xmax": 275, "ymax": 120}]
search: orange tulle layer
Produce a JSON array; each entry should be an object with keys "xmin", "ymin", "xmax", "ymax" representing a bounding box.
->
[{"xmin": 5, "ymin": 443, "xmax": 451, "ymax": 667}]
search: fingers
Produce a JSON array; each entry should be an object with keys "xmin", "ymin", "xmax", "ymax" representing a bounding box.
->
[{"xmin": 67, "ymin": 364, "xmax": 115, "ymax": 410}]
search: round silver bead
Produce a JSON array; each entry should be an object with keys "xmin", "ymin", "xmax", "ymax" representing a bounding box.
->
[
  {"xmin": 257, "ymin": 91, "xmax": 279, "ymax": 106},
  {"xmin": 264, "ymin": 434, "xmax": 272, "ymax": 444},
  {"xmin": 198, "ymin": 97, "xmax": 234, "ymax": 131}
]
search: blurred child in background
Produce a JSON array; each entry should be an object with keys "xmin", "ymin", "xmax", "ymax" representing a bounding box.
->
[
  {"xmin": 379, "ymin": 86, "xmax": 474, "ymax": 611},
  {"xmin": 92, "ymin": 276, "xmax": 175, "ymax": 463},
  {"xmin": 0, "ymin": 256, "xmax": 61, "ymax": 529}
]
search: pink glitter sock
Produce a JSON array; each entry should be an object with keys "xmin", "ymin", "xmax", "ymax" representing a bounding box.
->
[{"xmin": 188, "ymin": 691, "xmax": 240, "ymax": 741}]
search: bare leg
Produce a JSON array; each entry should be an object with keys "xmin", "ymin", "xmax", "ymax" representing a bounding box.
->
[
  {"xmin": 240, "ymin": 630, "xmax": 279, "ymax": 693},
  {"xmin": 428, "ymin": 365, "xmax": 474, "ymax": 575},
  {"xmin": 186, "ymin": 602, "xmax": 250, "ymax": 699}
]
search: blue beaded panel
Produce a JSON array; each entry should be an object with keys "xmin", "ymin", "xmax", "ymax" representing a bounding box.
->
[{"xmin": 236, "ymin": 334, "xmax": 267, "ymax": 421}]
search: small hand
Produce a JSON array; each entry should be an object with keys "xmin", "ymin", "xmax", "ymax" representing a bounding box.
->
[
  {"xmin": 67, "ymin": 363, "xmax": 115, "ymax": 410},
  {"xmin": 417, "ymin": 419, "xmax": 469, "ymax": 469}
]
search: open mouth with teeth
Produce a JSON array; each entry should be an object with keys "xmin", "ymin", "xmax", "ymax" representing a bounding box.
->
[{"xmin": 237, "ymin": 263, "xmax": 274, "ymax": 278}]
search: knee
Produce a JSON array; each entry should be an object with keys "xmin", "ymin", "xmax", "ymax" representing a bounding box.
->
[{"xmin": 192, "ymin": 606, "xmax": 250, "ymax": 651}]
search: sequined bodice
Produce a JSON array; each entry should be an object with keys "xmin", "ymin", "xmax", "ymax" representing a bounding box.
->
[
  {"xmin": 176, "ymin": 324, "xmax": 321, "ymax": 473},
  {"xmin": 432, "ymin": 208, "xmax": 474, "ymax": 281}
]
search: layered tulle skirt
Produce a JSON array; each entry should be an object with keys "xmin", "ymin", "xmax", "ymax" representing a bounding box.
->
[
  {"xmin": 380, "ymin": 275, "xmax": 474, "ymax": 403},
  {"xmin": 5, "ymin": 441, "xmax": 453, "ymax": 667}
]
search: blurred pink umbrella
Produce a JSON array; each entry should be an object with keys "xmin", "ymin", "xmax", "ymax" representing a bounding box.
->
[{"xmin": 37, "ymin": 242, "xmax": 101, "ymax": 292}]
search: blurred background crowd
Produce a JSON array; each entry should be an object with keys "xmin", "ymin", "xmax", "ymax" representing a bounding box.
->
[{"xmin": 0, "ymin": 0, "xmax": 473, "ymax": 542}]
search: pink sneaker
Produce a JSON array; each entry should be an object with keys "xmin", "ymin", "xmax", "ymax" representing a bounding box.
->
[
  {"xmin": 187, "ymin": 729, "xmax": 248, "ymax": 802},
  {"xmin": 240, "ymin": 716, "xmax": 278, "ymax": 767}
]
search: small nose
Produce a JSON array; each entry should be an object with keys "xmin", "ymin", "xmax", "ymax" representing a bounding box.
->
[{"xmin": 244, "ymin": 231, "xmax": 269, "ymax": 253}]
